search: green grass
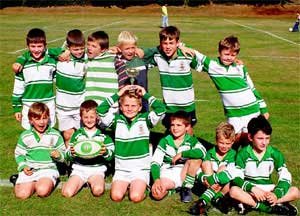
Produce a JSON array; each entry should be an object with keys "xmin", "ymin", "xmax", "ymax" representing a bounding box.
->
[{"xmin": 0, "ymin": 6, "xmax": 299, "ymax": 215}]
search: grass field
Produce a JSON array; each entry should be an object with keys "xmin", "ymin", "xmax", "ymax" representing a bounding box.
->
[{"xmin": 0, "ymin": 5, "xmax": 299, "ymax": 216}]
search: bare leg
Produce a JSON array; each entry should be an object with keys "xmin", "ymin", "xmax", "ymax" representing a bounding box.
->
[
  {"xmin": 14, "ymin": 182, "xmax": 35, "ymax": 199},
  {"xmin": 230, "ymin": 186, "xmax": 257, "ymax": 207},
  {"xmin": 151, "ymin": 178, "xmax": 175, "ymax": 200},
  {"xmin": 61, "ymin": 175, "xmax": 85, "ymax": 198},
  {"xmin": 35, "ymin": 177, "xmax": 55, "ymax": 198},
  {"xmin": 129, "ymin": 179, "xmax": 147, "ymax": 203},
  {"xmin": 277, "ymin": 186, "xmax": 300, "ymax": 203},
  {"xmin": 63, "ymin": 128, "xmax": 75, "ymax": 147},
  {"xmin": 110, "ymin": 180, "xmax": 129, "ymax": 202},
  {"xmin": 88, "ymin": 175, "xmax": 105, "ymax": 197}
]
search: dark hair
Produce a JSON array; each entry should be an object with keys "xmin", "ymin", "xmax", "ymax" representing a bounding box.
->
[
  {"xmin": 170, "ymin": 111, "xmax": 191, "ymax": 126},
  {"xmin": 218, "ymin": 35, "xmax": 240, "ymax": 54},
  {"xmin": 26, "ymin": 28, "xmax": 46, "ymax": 45},
  {"xmin": 66, "ymin": 29, "xmax": 85, "ymax": 47},
  {"xmin": 159, "ymin": 26, "xmax": 180, "ymax": 42},
  {"xmin": 88, "ymin": 31, "xmax": 109, "ymax": 49},
  {"xmin": 28, "ymin": 102, "xmax": 49, "ymax": 120},
  {"xmin": 247, "ymin": 115, "xmax": 272, "ymax": 137},
  {"xmin": 80, "ymin": 100, "xmax": 98, "ymax": 116}
]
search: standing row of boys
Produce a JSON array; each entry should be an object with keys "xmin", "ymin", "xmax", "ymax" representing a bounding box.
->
[{"xmin": 11, "ymin": 26, "xmax": 299, "ymax": 215}]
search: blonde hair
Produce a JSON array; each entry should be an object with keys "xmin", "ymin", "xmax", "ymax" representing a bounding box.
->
[
  {"xmin": 216, "ymin": 122, "xmax": 235, "ymax": 142},
  {"xmin": 119, "ymin": 90, "xmax": 142, "ymax": 106},
  {"xmin": 117, "ymin": 31, "xmax": 138, "ymax": 45},
  {"xmin": 218, "ymin": 35, "xmax": 240, "ymax": 54},
  {"xmin": 28, "ymin": 102, "xmax": 50, "ymax": 120}
]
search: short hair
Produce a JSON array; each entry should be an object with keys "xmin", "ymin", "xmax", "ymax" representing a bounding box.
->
[
  {"xmin": 159, "ymin": 26, "xmax": 180, "ymax": 42},
  {"xmin": 66, "ymin": 29, "xmax": 85, "ymax": 47},
  {"xmin": 28, "ymin": 102, "xmax": 50, "ymax": 120},
  {"xmin": 80, "ymin": 100, "xmax": 98, "ymax": 116},
  {"xmin": 26, "ymin": 28, "xmax": 46, "ymax": 45},
  {"xmin": 216, "ymin": 122, "xmax": 235, "ymax": 141},
  {"xmin": 87, "ymin": 31, "xmax": 109, "ymax": 49},
  {"xmin": 119, "ymin": 90, "xmax": 142, "ymax": 106},
  {"xmin": 170, "ymin": 111, "xmax": 191, "ymax": 126},
  {"xmin": 247, "ymin": 115, "xmax": 272, "ymax": 137},
  {"xmin": 218, "ymin": 35, "xmax": 240, "ymax": 54},
  {"xmin": 117, "ymin": 31, "xmax": 138, "ymax": 45}
]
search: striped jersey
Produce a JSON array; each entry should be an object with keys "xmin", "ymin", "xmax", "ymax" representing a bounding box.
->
[
  {"xmin": 204, "ymin": 147, "xmax": 236, "ymax": 172},
  {"xmin": 56, "ymin": 54, "xmax": 87, "ymax": 114},
  {"xmin": 143, "ymin": 47, "xmax": 203, "ymax": 114},
  {"xmin": 151, "ymin": 134, "xmax": 206, "ymax": 180},
  {"xmin": 234, "ymin": 145, "xmax": 292, "ymax": 198},
  {"xmin": 85, "ymin": 51, "xmax": 118, "ymax": 105},
  {"xmin": 15, "ymin": 127, "xmax": 65, "ymax": 172},
  {"xmin": 195, "ymin": 51, "xmax": 268, "ymax": 118},
  {"xmin": 67, "ymin": 127, "xmax": 114, "ymax": 167},
  {"xmin": 97, "ymin": 93, "xmax": 166, "ymax": 172},
  {"xmin": 12, "ymin": 50, "xmax": 56, "ymax": 113}
]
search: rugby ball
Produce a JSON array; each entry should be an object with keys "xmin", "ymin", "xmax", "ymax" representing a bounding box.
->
[
  {"xmin": 73, "ymin": 139, "xmax": 102, "ymax": 159},
  {"xmin": 289, "ymin": 27, "xmax": 293, "ymax": 32}
]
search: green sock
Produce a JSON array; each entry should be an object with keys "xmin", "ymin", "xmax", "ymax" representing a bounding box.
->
[
  {"xmin": 213, "ymin": 192, "xmax": 223, "ymax": 201},
  {"xmin": 255, "ymin": 202, "xmax": 272, "ymax": 213},
  {"xmin": 182, "ymin": 174, "xmax": 195, "ymax": 189},
  {"xmin": 199, "ymin": 188, "xmax": 216, "ymax": 205}
]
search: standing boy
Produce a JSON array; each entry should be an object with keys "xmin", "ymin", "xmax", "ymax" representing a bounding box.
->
[
  {"xmin": 230, "ymin": 115, "xmax": 299, "ymax": 215},
  {"xmin": 161, "ymin": 4, "xmax": 169, "ymax": 28},
  {"xmin": 14, "ymin": 102, "xmax": 65, "ymax": 199},
  {"xmin": 151, "ymin": 111, "xmax": 206, "ymax": 203},
  {"xmin": 12, "ymin": 28, "xmax": 57, "ymax": 130},
  {"xmin": 97, "ymin": 85, "xmax": 166, "ymax": 203},
  {"xmin": 62, "ymin": 100, "xmax": 114, "ymax": 198}
]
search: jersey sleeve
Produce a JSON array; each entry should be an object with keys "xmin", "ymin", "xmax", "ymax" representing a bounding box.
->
[
  {"xmin": 102, "ymin": 135, "xmax": 115, "ymax": 161},
  {"xmin": 151, "ymin": 138, "xmax": 167, "ymax": 181},
  {"xmin": 15, "ymin": 51, "xmax": 31, "ymax": 65},
  {"xmin": 181, "ymin": 137, "xmax": 206, "ymax": 159},
  {"xmin": 96, "ymin": 93, "xmax": 118, "ymax": 128},
  {"xmin": 144, "ymin": 93, "xmax": 166, "ymax": 127},
  {"xmin": 52, "ymin": 131, "xmax": 66, "ymax": 163},
  {"xmin": 47, "ymin": 47, "xmax": 64, "ymax": 59},
  {"xmin": 11, "ymin": 72, "xmax": 25, "ymax": 113},
  {"xmin": 14, "ymin": 132, "xmax": 28, "ymax": 172},
  {"xmin": 142, "ymin": 47, "xmax": 159, "ymax": 66}
]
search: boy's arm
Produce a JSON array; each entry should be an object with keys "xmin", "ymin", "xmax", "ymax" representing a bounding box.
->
[
  {"xmin": 102, "ymin": 135, "xmax": 114, "ymax": 161},
  {"xmin": 151, "ymin": 139, "xmax": 167, "ymax": 181},
  {"xmin": 12, "ymin": 73, "xmax": 25, "ymax": 115},
  {"xmin": 145, "ymin": 93, "xmax": 166, "ymax": 127},
  {"xmin": 14, "ymin": 135, "xmax": 28, "ymax": 172},
  {"xmin": 51, "ymin": 133, "xmax": 66, "ymax": 163},
  {"xmin": 12, "ymin": 51, "xmax": 31, "ymax": 73},
  {"xmin": 96, "ymin": 94, "xmax": 119, "ymax": 128},
  {"xmin": 142, "ymin": 47, "xmax": 159, "ymax": 65},
  {"xmin": 181, "ymin": 138, "xmax": 207, "ymax": 159}
]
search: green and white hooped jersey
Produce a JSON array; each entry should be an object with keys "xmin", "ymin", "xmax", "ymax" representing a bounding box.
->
[
  {"xmin": 151, "ymin": 134, "xmax": 206, "ymax": 180},
  {"xmin": 143, "ymin": 47, "xmax": 202, "ymax": 114},
  {"xmin": 97, "ymin": 93, "xmax": 166, "ymax": 172},
  {"xmin": 204, "ymin": 147, "xmax": 236, "ymax": 172},
  {"xmin": 14, "ymin": 127, "xmax": 65, "ymax": 172},
  {"xmin": 55, "ymin": 54, "xmax": 87, "ymax": 114},
  {"xmin": 12, "ymin": 51, "xmax": 56, "ymax": 113},
  {"xmin": 195, "ymin": 51, "xmax": 268, "ymax": 118},
  {"xmin": 85, "ymin": 52, "xmax": 118, "ymax": 105}
]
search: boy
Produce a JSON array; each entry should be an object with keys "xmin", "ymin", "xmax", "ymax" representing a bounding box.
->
[
  {"xmin": 115, "ymin": 31, "xmax": 149, "ymax": 111},
  {"xmin": 14, "ymin": 102, "xmax": 65, "ymax": 199},
  {"xmin": 62, "ymin": 100, "xmax": 114, "ymax": 197},
  {"xmin": 97, "ymin": 85, "xmax": 166, "ymax": 203},
  {"xmin": 161, "ymin": 4, "xmax": 168, "ymax": 28},
  {"xmin": 194, "ymin": 35, "xmax": 269, "ymax": 147},
  {"xmin": 85, "ymin": 31, "xmax": 118, "ymax": 107},
  {"xmin": 142, "ymin": 26, "xmax": 203, "ymax": 135},
  {"xmin": 12, "ymin": 28, "xmax": 57, "ymax": 130},
  {"xmin": 189, "ymin": 122, "xmax": 236, "ymax": 215},
  {"xmin": 151, "ymin": 111, "xmax": 206, "ymax": 202},
  {"xmin": 230, "ymin": 115, "xmax": 299, "ymax": 215}
]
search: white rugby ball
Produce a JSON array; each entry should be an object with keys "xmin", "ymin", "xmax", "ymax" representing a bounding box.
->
[
  {"xmin": 73, "ymin": 139, "xmax": 102, "ymax": 159},
  {"xmin": 289, "ymin": 27, "xmax": 293, "ymax": 32}
]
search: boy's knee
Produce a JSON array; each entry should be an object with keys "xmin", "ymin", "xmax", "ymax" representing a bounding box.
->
[
  {"xmin": 130, "ymin": 192, "xmax": 145, "ymax": 203},
  {"xmin": 111, "ymin": 191, "xmax": 124, "ymax": 202},
  {"xmin": 36, "ymin": 186, "xmax": 52, "ymax": 197},
  {"xmin": 91, "ymin": 185, "xmax": 104, "ymax": 197},
  {"xmin": 15, "ymin": 189, "xmax": 32, "ymax": 200},
  {"xmin": 229, "ymin": 186, "xmax": 240, "ymax": 198},
  {"xmin": 61, "ymin": 188, "xmax": 74, "ymax": 198}
]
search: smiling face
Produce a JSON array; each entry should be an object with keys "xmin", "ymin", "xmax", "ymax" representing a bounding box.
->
[
  {"xmin": 29, "ymin": 113, "xmax": 49, "ymax": 134},
  {"xmin": 119, "ymin": 42, "xmax": 136, "ymax": 61},
  {"xmin": 249, "ymin": 130, "xmax": 270, "ymax": 154},
  {"xmin": 216, "ymin": 135, "xmax": 234, "ymax": 156},
  {"xmin": 160, "ymin": 38, "xmax": 179, "ymax": 58},
  {"xmin": 170, "ymin": 118, "xmax": 188, "ymax": 140},
  {"xmin": 87, "ymin": 40, "xmax": 103, "ymax": 59},
  {"xmin": 120, "ymin": 95, "xmax": 142, "ymax": 121},
  {"xmin": 28, "ymin": 42, "xmax": 46, "ymax": 61},
  {"xmin": 81, "ymin": 109, "xmax": 98, "ymax": 131},
  {"xmin": 69, "ymin": 45, "xmax": 85, "ymax": 59},
  {"xmin": 219, "ymin": 48, "xmax": 238, "ymax": 66}
]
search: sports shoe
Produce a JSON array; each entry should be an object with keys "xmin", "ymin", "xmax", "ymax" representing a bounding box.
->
[
  {"xmin": 9, "ymin": 174, "xmax": 18, "ymax": 186},
  {"xmin": 236, "ymin": 203, "xmax": 249, "ymax": 215},
  {"xmin": 212, "ymin": 197, "xmax": 230, "ymax": 214},
  {"xmin": 180, "ymin": 187, "xmax": 193, "ymax": 203},
  {"xmin": 271, "ymin": 204, "xmax": 291, "ymax": 215},
  {"xmin": 188, "ymin": 199, "xmax": 207, "ymax": 215},
  {"xmin": 281, "ymin": 203, "xmax": 298, "ymax": 216}
]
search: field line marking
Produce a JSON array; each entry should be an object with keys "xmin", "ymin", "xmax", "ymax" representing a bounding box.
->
[
  {"xmin": 223, "ymin": 19, "xmax": 300, "ymax": 47},
  {"xmin": 244, "ymin": 55, "xmax": 299, "ymax": 60},
  {"xmin": 7, "ymin": 20, "xmax": 125, "ymax": 55}
]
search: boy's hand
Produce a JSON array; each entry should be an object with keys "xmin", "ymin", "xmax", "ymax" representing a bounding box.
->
[
  {"xmin": 251, "ymin": 186, "xmax": 267, "ymax": 202},
  {"xmin": 172, "ymin": 152, "xmax": 182, "ymax": 165},
  {"xmin": 263, "ymin": 112, "xmax": 270, "ymax": 120},
  {"xmin": 14, "ymin": 112, "xmax": 22, "ymax": 122},
  {"xmin": 118, "ymin": 85, "xmax": 132, "ymax": 96},
  {"xmin": 108, "ymin": 46, "xmax": 121, "ymax": 54},
  {"xmin": 266, "ymin": 192, "xmax": 277, "ymax": 206},
  {"xmin": 135, "ymin": 85, "xmax": 146, "ymax": 97},
  {"xmin": 58, "ymin": 50, "xmax": 71, "ymax": 62},
  {"xmin": 152, "ymin": 179, "xmax": 165, "ymax": 196},
  {"xmin": 12, "ymin": 63, "xmax": 23, "ymax": 73},
  {"xmin": 99, "ymin": 145, "xmax": 107, "ymax": 155},
  {"xmin": 235, "ymin": 58, "xmax": 244, "ymax": 65},
  {"xmin": 70, "ymin": 146, "xmax": 76, "ymax": 156},
  {"xmin": 135, "ymin": 48, "xmax": 145, "ymax": 58},
  {"xmin": 210, "ymin": 183, "xmax": 222, "ymax": 192},
  {"xmin": 23, "ymin": 166, "xmax": 34, "ymax": 176},
  {"xmin": 178, "ymin": 44, "xmax": 195, "ymax": 57},
  {"xmin": 50, "ymin": 150, "xmax": 60, "ymax": 159}
]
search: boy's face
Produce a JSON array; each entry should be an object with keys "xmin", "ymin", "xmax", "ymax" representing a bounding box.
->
[
  {"xmin": 120, "ymin": 96, "xmax": 142, "ymax": 121},
  {"xmin": 170, "ymin": 118, "xmax": 188, "ymax": 139},
  {"xmin": 28, "ymin": 42, "xmax": 46, "ymax": 61},
  {"xmin": 160, "ymin": 38, "xmax": 179, "ymax": 58},
  {"xmin": 81, "ymin": 109, "xmax": 98, "ymax": 130},
  {"xmin": 216, "ymin": 135, "xmax": 234, "ymax": 155},
  {"xmin": 29, "ymin": 114, "xmax": 49, "ymax": 134},
  {"xmin": 69, "ymin": 45, "xmax": 85, "ymax": 59},
  {"xmin": 119, "ymin": 43, "xmax": 136, "ymax": 61},
  {"xmin": 219, "ymin": 49, "xmax": 237, "ymax": 66},
  {"xmin": 249, "ymin": 130, "xmax": 270, "ymax": 153},
  {"xmin": 87, "ymin": 41, "xmax": 102, "ymax": 59}
]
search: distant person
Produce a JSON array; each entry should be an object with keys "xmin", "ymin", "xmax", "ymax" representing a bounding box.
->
[
  {"xmin": 62, "ymin": 100, "xmax": 114, "ymax": 198},
  {"xmin": 151, "ymin": 111, "xmax": 206, "ymax": 203},
  {"xmin": 97, "ymin": 85, "xmax": 166, "ymax": 203},
  {"xmin": 14, "ymin": 102, "xmax": 66, "ymax": 199},
  {"xmin": 161, "ymin": 4, "xmax": 168, "ymax": 28},
  {"xmin": 290, "ymin": 12, "xmax": 300, "ymax": 32}
]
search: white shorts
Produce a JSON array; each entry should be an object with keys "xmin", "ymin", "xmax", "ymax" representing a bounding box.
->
[
  {"xmin": 70, "ymin": 164, "xmax": 107, "ymax": 183},
  {"xmin": 21, "ymin": 100, "xmax": 56, "ymax": 130},
  {"xmin": 228, "ymin": 112, "xmax": 260, "ymax": 134},
  {"xmin": 160, "ymin": 165, "xmax": 184, "ymax": 188},
  {"xmin": 254, "ymin": 184, "xmax": 275, "ymax": 192},
  {"xmin": 113, "ymin": 170, "xmax": 150, "ymax": 185},
  {"xmin": 16, "ymin": 169, "xmax": 59, "ymax": 185},
  {"xmin": 57, "ymin": 112, "xmax": 81, "ymax": 131}
]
